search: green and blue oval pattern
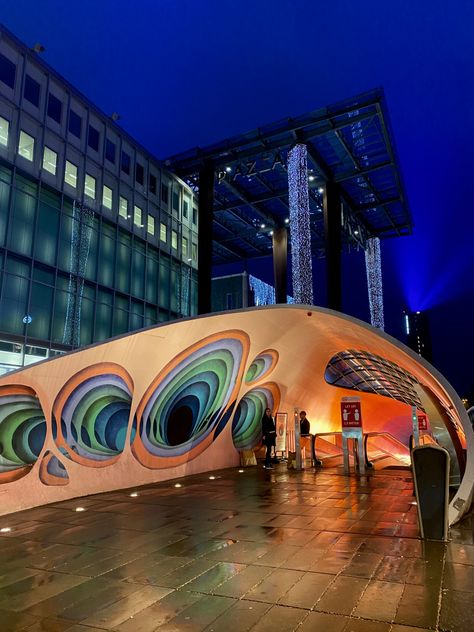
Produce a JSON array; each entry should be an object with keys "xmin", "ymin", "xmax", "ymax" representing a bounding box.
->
[
  {"xmin": 232, "ymin": 383, "xmax": 281, "ymax": 450},
  {"xmin": 133, "ymin": 331, "xmax": 249, "ymax": 468},
  {"xmin": 0, "ymin": 385, "xmax": 46, "ymax": 483},
  {"xmin": 53, "ymin": 364, "xmax": 134, "ymax": 466},
  {"xmin": 245, "ymin": 349, "xmax": 278, "ymax": 384}
]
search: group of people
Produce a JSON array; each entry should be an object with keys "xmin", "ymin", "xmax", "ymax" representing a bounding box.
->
[{"xmin": 261, "ymin": 408, "xmax": 311, "ymax": 470}]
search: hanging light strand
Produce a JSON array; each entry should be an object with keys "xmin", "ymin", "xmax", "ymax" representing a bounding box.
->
[
  {"xmin": 365, "ymin": 236, "xmax": 384, "ymax": 330},
  {"xmin": 288, "ymin": 144, "xmax": 313, "ymax": 304}
]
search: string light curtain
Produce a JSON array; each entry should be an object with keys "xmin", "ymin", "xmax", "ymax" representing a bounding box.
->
[
  {"xmin": 248, "ymin": 275, "xmax": 293, "ymax": 306},
  {"xmin": 365, "ymin": 236, "xmax": 384, "ymax": 330},
  {"xmin": 288, "ymin": 144, "xmax": 313, "ymax": 304},
  {"xmin": 63, "ymin": 201, "xmax": 94, "ymax": 346}
]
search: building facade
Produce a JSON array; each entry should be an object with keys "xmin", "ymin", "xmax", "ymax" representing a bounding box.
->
[{"xmin": 0, "ymin": 25, "xmax": 198, "ymax": 373}]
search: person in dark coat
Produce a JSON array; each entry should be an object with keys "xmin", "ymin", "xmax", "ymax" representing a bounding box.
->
[
  {"xmin": 300, "ymin": 410, "xmax": 310, "ymax": 435},
  {"xmin": 261, "ymin": 408, "xmax": 276, "ymax": 469}
]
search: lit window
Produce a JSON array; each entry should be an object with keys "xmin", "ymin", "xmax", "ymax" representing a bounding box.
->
[
  {"xmin": 119, "ymin": 196, "xmax": 128, "ymax": 218},
  {"xmin": 192, "ymin": 243, "xmax": 198, "ymax": 261},
  {"xmin": 0, "ymin": 116, "xmax": 9, "ymax": 146},
  {"xmin": 133, "ymin": 205, "xmax": 142, "ymax": 227},
  {"xmin": 160, "ymin": 222, "xmax": 167, "ymax": 242},
  {"xmin": 18, "ymin": 130, "xmax": 35, "ymax": 161},
  {"xmin": 42, "ymin": 146, "xmax": 57, "ymax": 175},
  {"xmin": 182, "ymin": 236, "xmax": 188, "ymax": 258},
  {"xmin": 171, "ymin": 230, "xmax": 178, "ymax": 250},
  {"xmin": 147, "ymin": 214, "xmax": 155, "ymax": 235},
  {"xmin": 65, "ymin": 160, "xmax": 78, "ymax": 188},
  {"xmin": 84, "ymin": 173, "xmax": 96, "ymax": 199},
  {"xmin": 102, "ymin": 185, "xmax": 113, "ymax": 209}
]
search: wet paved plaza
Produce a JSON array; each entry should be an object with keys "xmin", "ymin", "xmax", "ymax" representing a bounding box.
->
[{"xmin": 0, "ymin": 464, "xmax": 473, "ymax": 632}]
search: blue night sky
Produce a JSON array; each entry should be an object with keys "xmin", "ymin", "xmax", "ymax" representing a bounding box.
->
[{"xmin": 3, "ymin": 1, "xmax": 474, "ymax": 396}]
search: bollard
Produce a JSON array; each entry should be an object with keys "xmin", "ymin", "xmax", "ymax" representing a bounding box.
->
[{"xmin": 412, "ymin": 444, "xmax": 450, "ymax": 541}]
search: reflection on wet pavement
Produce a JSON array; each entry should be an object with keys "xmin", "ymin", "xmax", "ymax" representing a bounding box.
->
[{"xmin": 1, "ymin": 464, "xmax": 473, "ymax": 631}]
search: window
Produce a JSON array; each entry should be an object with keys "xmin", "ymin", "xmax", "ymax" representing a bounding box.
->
[
  {"xmin": 171, "ymin": 230, "xmax": 178, "ymax": 249},
  {"xmin": 24, "ymin": 75, "xmax": 40, "ymax": 107},
  {"xmin": 192, "ymin": 242, "xmax": 198, "ymax": 261},
  {"xmin": 0, "ymin": 53, "xmax": 16, "ymax": 89},
  {"xmin": 182, "ymin": 236, "xmax": 188, "ymax": 258},
  {"xmin": 47, "ymin": 93, "xmax": 62, "ymax": 123},
  {"xmin": 84, "ymin": 173, "xmax": 96, "ymax": 199},
  {"xmin": 105, "ymin": 139, "xmax": 116, "ymax": 163},
  {"xmin": 133, "ymin": 205, "xmax": 143, "ymax": 227},
  {"xmin": 183, "ymin": 198, "xmax": 189, "ymax": 219},
  {"xmin": 192, "ymin": 206, "xmax": 197, "ymax": 225},
  {"xmin": 160, "ymin": 222, "xmax": 167, "ymax": 243},
  {"xmin": 135, "ymin": 163, "xmax": 144, "ymax": 185},
  {"xmin": 172, "ymin": 191, "xmax": 179, "ymax": 211},
  {"xmin": 161, "ymin": 182, "xmax": 169, "ymax": 205},
  {"xmin": 69, "ymin": 110, "xmax": 82, "ymax": 138},
  {"xmin": 102, "ymin": 185, "xmax": 113, "ymax": 209},
  {"xmin": 18, "ymin": 131, "xmax": 35, "ymax": 161},
  {"xmin": 65, "ymin": 160, "xmax": 78, "ymax": 188},
  {"xmin": 121, "ymin": 150, "xmax": 131, "ymax": 175},
  {"xmin": 0, "ymin": 116, "xmax": 9, "ymax": 146},
  {"xmin": 147, "ymin": 214, "xmax": 155, "ymax": 235},
  {"xmin": 42, "ymin": 147, "xmax": 57, "ymax": 175},
  {"xmin": 149, "ymin": 173, "xmax": 157, "ymax": 195},
  {"xmin": 88, "ymin": 125, "xmax": 100, "ymax": 151},
  {"xmin": 119, "ymin": 196, "xmax": 128, "ymax": 218}
]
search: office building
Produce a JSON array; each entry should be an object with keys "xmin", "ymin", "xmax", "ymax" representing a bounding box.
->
[{"xmin": 0, "ymin": 25, "xmax": 198, "ymax": 373}]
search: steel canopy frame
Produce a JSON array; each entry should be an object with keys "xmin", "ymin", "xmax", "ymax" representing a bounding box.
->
[{"xmin": 167, "ymin": 88, "xmax": 411, "ymax": 264}]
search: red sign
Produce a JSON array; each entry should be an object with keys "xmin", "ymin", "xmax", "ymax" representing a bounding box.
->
[
  {"xmin": 341, "ymin": 399, "xmax": 362, "ymax": 428},
  {"xmin": 418, "ymin": 414, "xmax": 428, "ymax": 431}
]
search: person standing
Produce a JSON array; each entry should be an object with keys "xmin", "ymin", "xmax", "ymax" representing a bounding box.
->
[
  {"xmin": 300, "ymin": 410, "xmax": 310, "ymax": 435},
  {"xmin": 262, "ymin": 408, "xmax": 276, "ymax": 469}
]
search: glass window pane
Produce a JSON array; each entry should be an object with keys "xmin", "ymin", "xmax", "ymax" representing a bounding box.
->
[
  {"xmin": 88, "ymin": 125, "xmax": 99, "ymax": 151},
  {"xmin": 98, "ymin": 230, "xmax": 115, "ymax": 287},
  {"xmin": 0, "ymin": 179, "xmax": 11, "ymax": 247},
  {"xmin": 121, "ymin": 151, "xmax": 130, "ymax": 175},
  {"xmin": 149, "ymin": 173, "xmax": 157, "ymax": 195},
  {"xmin": 0, "ymin": 53, "xmax": 16, "ymax": 89},
  {"xmin": 65, "ymin": 161, "xmax": 77, "ymax": 188},
  {"xmin": 8, "ymin": 190, "xmax": 36, "ymax": 256},
  {"xmin": 133, "ymin": 205, "xmax": 142, "ymax": 227},
  {"xmin": 182, "ymin": 236, "xmax": 188, "ymax": 258},
  {"xmin": 160, "ymin": 222, "xmax": 167, "ymax": 243},
  {"xmin": 18, "ymin": 131, "xmax": 35, "ymax": 161},
  {"xmin": 135, "ymin": 163, "xmax": 144, "ymax": 185},
  {"xmin": 102, "ymin": 185, "xmax": 112, "ymax": 209},
  {"xmin": 42, "ymin": 146, "xmax": 57, "ymax": 175},
  {"xmin": 116, "ymin": 233, "xmax": 131, "ymax": 293},
  {"xmin": 147, "ymin": 214, "xmax": 155, "ymax": 235},
  {"xmin": 24, "ymin": 75, "xmax": 40, "ymax": 107},
  {"xmin": 161, "ymin": 183, "xmax": 169, "ymax": 205},
  {"xmin": 0, "ymin": 272, "xmax": 29, "ymax": 334},
  {"xmin": 159, "ymin": 254, "xmax": 170, "ymax": 310},
  {"xmin": 171, "ymin": 230, "xmax": 177, "ymax": 250},
  {"xmin": 35, "ymin": 200, "xmax": 59, "ymax": 266},
  {"xmin": 0, "ymin": 116, "xmax": 9, "ymax": 146},
  {"xmin": 131, "ymin": 245, "xmax": 145, "ymax": 298},
  {"xmin": 145, "ymin": 251, "xmax": 158, "ymax": 304},
  {"xmin": 105, "ymin": 139, "xmax": 116, "ymax": 163},
  {"xmin": 84, "ymin": 173, "xmax": 96, "ymax": 199},
  {"xmin": 28, "ymin": 282, "xmax": 53, "ymax": 339},
  {"xmin": 68, "ymin": 110, "xmax": 82, "ymax": 138},
  {"xmin": 47, "ymin": 93, "xmax": 62, "ymax": 123},
  {"xmin": 119, "ymin": 196, "xmax": 128, "ymax": 219}
]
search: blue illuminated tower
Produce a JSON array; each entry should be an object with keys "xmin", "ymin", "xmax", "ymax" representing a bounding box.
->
[{"xmin": 403, "ymin": 310, "xmax": 433, "ymax": 363}]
